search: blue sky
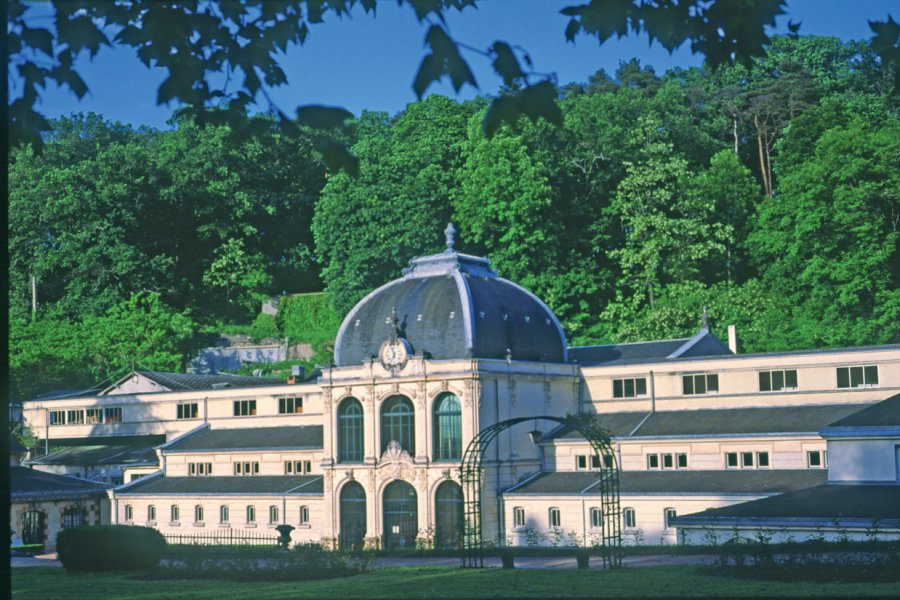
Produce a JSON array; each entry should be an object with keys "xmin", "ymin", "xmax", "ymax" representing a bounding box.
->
[{"xmin": 19, "ymin": 0, "xmax": 897, "ymax": 130}]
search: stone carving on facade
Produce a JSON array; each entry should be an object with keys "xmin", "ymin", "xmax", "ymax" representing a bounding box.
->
[
  {"xmin": 391, "ymin": 383, "xmax": 400, "ymax": 394},
  {"xmin": 463, "ymin": 379, "xmax": 474, "ymax": 408},
  {"xmin": 323, "ymin": 470, "xmax": 334, "ymax": 494},
  {"xmin": 366, "ymin": 469, "xmax": 376, "ymax": 493},
  {"xmin": 380, "ymin": 440, "xmax": 414, "ymax": 481},
  {"xmin": 441, "ymin": 380, "xmax": 450, "ymax": 391},
  {"xmin": 322, "ymin": 387, "xmax": 333, "ymax": 411}
]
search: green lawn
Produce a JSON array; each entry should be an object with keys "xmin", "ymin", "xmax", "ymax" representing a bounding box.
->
[{"xmin": 12, "ymin": 566, "xmax": 900, "ymax": 599}]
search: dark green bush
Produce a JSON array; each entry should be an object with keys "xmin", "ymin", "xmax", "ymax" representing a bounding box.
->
[{"xmin": 57, "ymin": 525, "xmax": 166, "ymax": 571}]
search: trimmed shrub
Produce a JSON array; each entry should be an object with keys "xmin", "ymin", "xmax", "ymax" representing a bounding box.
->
[{"xmin": 57, "ymin": 525, "xmax": 166, "ymax": 571}]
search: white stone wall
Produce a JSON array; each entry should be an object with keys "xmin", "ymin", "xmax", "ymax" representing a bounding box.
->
[{"xmin": 163, "ymin": 449, "xmax": 324, "ymax": 477}]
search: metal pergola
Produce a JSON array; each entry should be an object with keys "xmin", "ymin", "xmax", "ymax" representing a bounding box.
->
[{"xmin": 459, "ymin": 414, "xmax": 621, "ymax": 568}]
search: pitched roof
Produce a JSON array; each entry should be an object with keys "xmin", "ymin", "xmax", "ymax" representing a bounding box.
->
[
  {"xmin": 504, "ymin": 470, "xmax": 827, "ymax": 496},
  {"xmin": 105, "ymin": 370, "xmax": 285, "ymax": 394},
  {"xmin": 824, "ymin": 393, "xmax": 900, "ymax": 428},
  {"xmin": 568, "ymin": 328, "xmax": 732, "ymax": 367},
  {"xmin": 11, "ymin": 467, "xmax": 111, "ymax": 501},
  {"xmin": 28, "ymin": 443, "xmax": 159, "ymax": 467},
  {"xmin": 116, "ymin": 475, "xmax": 323, "ymax": 496},
  {"xmin": 163, "ymin": 426, "xmax": 323, "ymax": 452},
  {"xmin": 550, "ymin": 404, "xmax": 872, "ymax": 441},
  {"xmin": 672, "ymin": 483, "xmax": 900, "ymax": 526}
]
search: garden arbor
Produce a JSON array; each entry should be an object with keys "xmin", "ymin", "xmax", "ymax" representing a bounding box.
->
[{"xmin": 460, "ymin": 414, "xmax": 621, "ymax": 568}]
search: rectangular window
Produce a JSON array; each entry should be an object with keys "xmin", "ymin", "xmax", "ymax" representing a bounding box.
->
[
  {"xmin": 285, "ymin": 461, "xmax": 293, "ymax": 474},
  {"xmin": 300, "ymin": 460, "xmax": 311, "ymax": 474},
  {"xmin": 662, "ymin": 454, "xmax": 674, "ymax": 469},
  {"xmin": 757, "ymin": 452, "xmax": 770, "ymax": 468},
  {"xmin": 67, "ymin": 409, "xmax": 85, "ymax": 424},
  {"xmin": 103, "ymin": 407, "xmax": 122, "ymax": 423},
  {"xmin": 220, "ymin": 505, "xmax": 229, "ymax": 523},
  {"xmin": 576, "ymin": 455, "xmax": 588, "ymax": 470},
  {"xmin": 613, "ymin": 377, "xmax": 648, "ymax": 399},
  {"xmin": 86, "ymin": 408, "xmax": 103, "ymax": 424},
  {"xmin": 300, "ymin": 506, "xmax": 310, "ymax": 525},
  {"xmin": 603, "ymin": 455, "xmax": 614, "ymax": 469},
  {"xmin": 647, "ymin": 454, "xmax": 660, "ymax": 469},
  {"xmin": 233, "ymin": 399, "xmax": 257, "ymax": 417},
  {"xmin": 513, "ymin": 507, "xmax": 525, "ymax": 528},
  {"xmin": 148, "ymin": 505, "xmax": 156, "ymax": 522},
  {"xmin": 807, "ymin": 450, "xmax": 825, "ymax": 468},
  {"xmin": 741, "ymin": 452, "xmax": 755, "ymax": 468},
  {"xmin": 171, "ymin": 505, "xmax": 180, "ymax": 523},
  {"xmin": 682, "ymin": 373, "xmax": 719, "ymax": 395},
  {"xmin": 836, "ymin": 366, "xmax": 879, "ymax": 389},
  {"xmin": 177, "ymin": 403, "xmax": 198, "ymax": 420},
  {"xmin": 623, "ymin": 508, "xmax": 636, "ymax": 529},
  {"xmin": 195, "ymin": 505, "xmax": 204, "ymax": 523},
  {"xmin": 759, "ymin": 370, "xmax": 798, "ymax": 392},
  {"xmin": 664, "ymin": 508, "xmax": 677, "ymax": 529},
  {"xmin": 725, "ymin": 452, "xmax": 739, "ymax": 468},
  {"xmin": 189, "ymin": 462, "xmax": 212, "ymax": 476},
  {"xmin": 549, "ymin": 507, "xmax": 561, "ymax": 528},
  {"xmin": 278, "ymin": 397, "xmax": 303, "ymax": 414},
  {"xmin": 235, "ymin": 462, "xmax": 259, "ymax": 476},
  {"xmin": 676, "ymin": 453, "xmax": 688, "ymax": 468},
  {"xmin": 246, "ymin": 506, "xmax": 256, "ymax": 523},
  {"xmin": 591, "ymin": 455, "xmax": 602, "ymax": 469},
  {"xmin": 590, "ymin": 507, "xmax": 603, "ymax": 529},
  {"xmin": 125, "ymin": 505, "xmax": 133, "ymax": 521},
  {"xmin": 269, "ymin": 506, "xmax": 279, "ymax": 525},
  {"xmin": 49, "ymin": 410, "xmax": 66, "ymax": 425}
]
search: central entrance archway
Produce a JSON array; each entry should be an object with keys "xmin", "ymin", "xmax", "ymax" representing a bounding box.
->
[
  {"xmin": 460, "ymin": 414, "xmax": 621, "ymax": 568},
  {"xmin": 382, "ymin": 480, "xmax": 418, "ymax": 549}
]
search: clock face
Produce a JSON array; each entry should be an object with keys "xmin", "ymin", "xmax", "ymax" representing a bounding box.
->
[{"xmin": 380, "ymin": 339, "xmax": 409, "ymax": 371}]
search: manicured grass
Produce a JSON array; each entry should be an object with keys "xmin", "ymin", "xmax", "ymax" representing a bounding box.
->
[{"xmin": 12, "ymin": 565, "xmax": 900, "ymax": 599}]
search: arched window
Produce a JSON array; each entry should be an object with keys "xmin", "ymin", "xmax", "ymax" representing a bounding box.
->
[
  {"xmin": 147, "ymin": 505, "xmax": 156, "ymax": 523},
  {"xmin": 246, "ymin": 505, "xmax": 256, "ymax": 524},
  {"xmin": 170, "ymin": 504, "xmax": 180, "ymax": 523},
  {"xmin": 434, "ymin": 481, "xmax": 463, "ymax": 549},
  {"xmin": 194, "ymin": 505, "xmax": 204, "ymax": 523},
  {"xmin": 269, "ymin": 506, "xmax": 279, "ymax": 524},
  {"xmin": 381, "ymin": 395, "xmax": 415, "ymax": 454},
  {"xmin": 220, "ymin": 505, "xmax": 229, "ymax": 524},
  {"xmin": 383, "ymin": 480, "xmax": 418, "ymax": 550},
  {"xmin": 338, "ymin": 397, "xmax": 364, "ymax": 463},
  {"xmin": 339, "ymin": 481, "xmax": 366, "ymax": 550},
  {"xmin": 433, "ymin": 393, "xmax": 462, "ymax": 461},
  {"xmin": 63, "ymin": 506, "xmax": 84, "ymax": 528}
]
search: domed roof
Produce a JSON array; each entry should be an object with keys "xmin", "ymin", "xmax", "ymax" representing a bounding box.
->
[{"xmin": 333, "ymin": 225, "xmax": 567, "ymax": 367}]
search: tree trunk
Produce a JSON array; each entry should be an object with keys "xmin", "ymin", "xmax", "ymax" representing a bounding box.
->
[{"xmin": 754, "ymin": 114, "xmax": 772, "ymax": 197}]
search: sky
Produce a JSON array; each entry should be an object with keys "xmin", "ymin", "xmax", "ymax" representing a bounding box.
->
[{"xmin": 17, "ymin": 0, "xmax": 898, "ymax": 130}]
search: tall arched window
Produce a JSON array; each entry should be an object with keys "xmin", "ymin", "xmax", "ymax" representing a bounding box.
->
[
  {"xmin": 339, "ymin": 481, "xmax": 366, "ymax": 550},
  {"xmin": 433, "ymin": 393, "xmax": 462, "ymax": 460},
  {"xmin": 338, "ymin": 397, "xmax": 364, "ymax": 463},
  {"xmin": 381, "ymin": 395, "xmax": 415, "ymax": 454},
  {"xmin": 434, "ymin": 480, "xmax": 463, "ymax": 549}
]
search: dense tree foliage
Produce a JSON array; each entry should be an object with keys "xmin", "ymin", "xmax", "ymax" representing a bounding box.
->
[{"xmin": 8, "ymin": 35, "xmax": 899, "ymax": 400}]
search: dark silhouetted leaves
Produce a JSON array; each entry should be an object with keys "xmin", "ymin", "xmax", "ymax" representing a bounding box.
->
[
  {"xmin": 413, "ymin": 25, "xmax": 476, "ymax": 97},
  {"xmin": 296, "ymin": 105, "xmax": 354, "ymax": 129}
]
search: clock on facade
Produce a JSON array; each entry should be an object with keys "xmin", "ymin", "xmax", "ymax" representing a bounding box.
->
[{"xmin": 379, "ymin": 338, "xmax": 411, "ymax": 372}]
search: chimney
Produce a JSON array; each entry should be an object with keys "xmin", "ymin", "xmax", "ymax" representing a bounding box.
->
[
  {"xmin": 288, "ymin": 364, "xmax": 305, "ymax": 384},
  {"xmin": 727, "ymin": 325, "xmax": 738, "ymax": 354}
]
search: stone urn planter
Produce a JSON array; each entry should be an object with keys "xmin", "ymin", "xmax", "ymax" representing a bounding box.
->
[{"xmin": 275, "ymin": 524, "xmax": 295, "ymax": 549}]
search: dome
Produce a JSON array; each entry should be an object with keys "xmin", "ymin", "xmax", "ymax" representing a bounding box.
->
[{"xmin": 333, "ymin": 226, "xmax": 567, "ymax": 367}]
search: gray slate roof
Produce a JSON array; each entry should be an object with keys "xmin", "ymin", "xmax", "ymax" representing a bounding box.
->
[
  {"xmin": 116, "ymin": 475, "xmax": 323, "ymax": 496},
  {"xmin": 164, "ymin": 426, "xmax": 323, "ymax": 452},
  {"xmin": 504, "ymin": 470, "xmax": 827, "ymax": 496},
  {"xmin": 129, "ymin": 370, "xmax": 285, "ymax": 392},
  {"xmin": 824, "ymin": 393, "xmax": 900, "ymax": 428},
  {"xmin": 673, "ymin": 484, "xmax": 900, "ymax": 525},
  {"xmin": 11, "ymin": 467, "xmax": 111, "ymax": 501},
  {"xmin": 569, "ymin": 329, "xmax": 731, "ymax": 367},
  {"xmin": 28, "ymin": 443, "xmax": 159, "ymax": 467},
  {"xmin": 334, "ymin": 250, "xmax": 567, "ymax": 366},
  {"xmin": 551, "ymin": 404, "xmax": 872, "ymax": 440}
]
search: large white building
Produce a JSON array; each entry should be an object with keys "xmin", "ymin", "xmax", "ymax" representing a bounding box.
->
[{"xmin": 20, "ymin": 233, "xmax": 900, "ymax": 550}]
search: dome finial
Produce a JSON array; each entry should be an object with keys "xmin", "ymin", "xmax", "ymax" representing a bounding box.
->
[{"xmin": 444, "ymin": 222, "xmax": 457, "ymax": 252}]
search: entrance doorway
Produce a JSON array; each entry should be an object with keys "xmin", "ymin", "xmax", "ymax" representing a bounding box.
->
[{"xmin": 382, "ymin": 480, "xmax": 417, "ymax": 549}]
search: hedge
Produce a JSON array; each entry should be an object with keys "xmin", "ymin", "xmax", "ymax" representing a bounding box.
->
[{"xmin": 57, "ymin": 525, "xmax": 166, "ymax": 571}]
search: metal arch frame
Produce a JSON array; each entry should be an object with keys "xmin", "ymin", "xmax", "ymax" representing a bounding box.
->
[{"xmin": 459, "ymin": 415, "xmax": 622, "ymax": 568}]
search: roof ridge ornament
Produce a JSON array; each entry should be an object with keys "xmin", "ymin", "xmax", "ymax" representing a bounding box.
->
[{"xmin": 444, "ymin": 222, "xmax": 456, "ymax": 253}]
